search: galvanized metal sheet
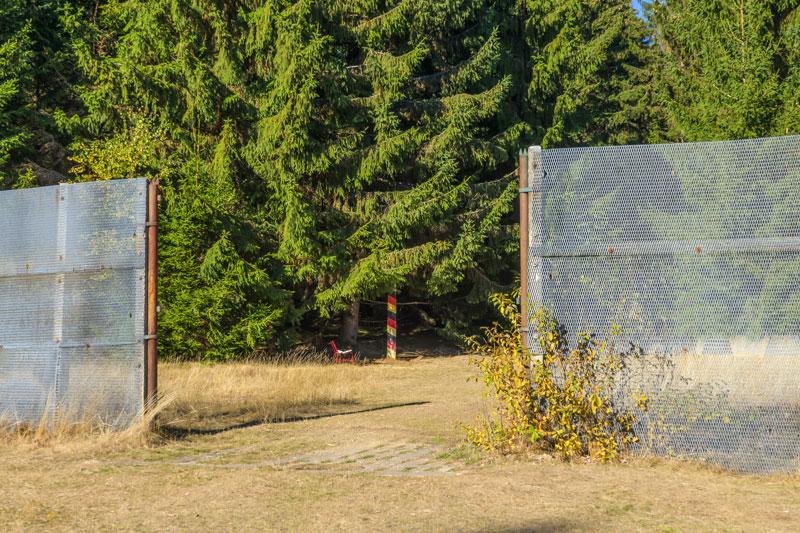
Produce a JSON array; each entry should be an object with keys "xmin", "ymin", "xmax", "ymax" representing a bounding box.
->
[
  {"xmin": 528, "ymin": 136, "xmax": 800, "ymax": 472},
  {"xmin": 0, "ymin": 179, "xmax": 147, "ymax": 427}
]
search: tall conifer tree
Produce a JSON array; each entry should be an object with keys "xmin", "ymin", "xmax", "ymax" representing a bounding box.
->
[
  {"xmin": 246, "ymin": 1, "xmax": 529, "ymax": 344},
  {"xmin": 0, "ymin": 0, "xmax": 31, "ymax": 182},
  {"xmin": 641, "ymin": 0, "xmax": 800, "ymax": 334},
  {"xmin": 0, "ymin": 0, "xmax": 86, "ymax": 186},
  {"xmin": 647, "ymin": 0, "xmax": 800, "ymax": 140},
  {"xmin": 51, "ymin": 0, "xmax": 656, "ymax": 356},
  {"xmin": 69, "ymin": 0, "xmax": 297, "ymax": 359},
  {"xmin": 525, "ymin": 0, "xmax": 654, "ymax": 147}
]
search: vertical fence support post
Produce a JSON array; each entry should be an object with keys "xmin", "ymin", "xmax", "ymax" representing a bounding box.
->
[
  {"xmin": 145, "ymin": 179, "xmax": 159, "ymax": 409},
  {"xmin": 51, "ymin": 183, "xmax": 69, "ymax": 422},
  {"xmin": 518, "ymin": 150, "xmax": 529, "ymax": 346}
]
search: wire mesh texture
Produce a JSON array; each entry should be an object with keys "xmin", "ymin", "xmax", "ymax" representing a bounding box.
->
[
  {"xmin": 0, "ymin": 179, "xmax": 147, "ymax": 427},
  {"xmin": 526, "ymin": 136, "xmax": 800, "ymax": 473}
]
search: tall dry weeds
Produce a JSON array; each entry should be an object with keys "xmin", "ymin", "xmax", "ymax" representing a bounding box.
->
[
  {"xmin": 0, "ymin": 393, "xmax": 172, "ymax": 452},
  {"xmin": 159, "ymin": 362, "xmax": 366, "ymax": 429},
  {"xmin": 1, "ymin": 361, "xmax": 366, "ymax": 448}
]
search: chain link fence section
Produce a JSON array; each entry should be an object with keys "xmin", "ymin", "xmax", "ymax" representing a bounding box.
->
[
  {"xmin": 0, "ymin": 179, "xmax": 148, "ymax": 427},
  {"xmin": 526, "ymin": 136, "xmax": 800, "ymax": 472}
]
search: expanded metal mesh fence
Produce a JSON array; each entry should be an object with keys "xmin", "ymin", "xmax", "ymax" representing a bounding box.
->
[
  {"xmin": 0, "ymin": 179, "xmax": 148, "ymax": 427},
  {"xmin": 526, "ymin": 136, "xmax": 800, "ymax": 472}
]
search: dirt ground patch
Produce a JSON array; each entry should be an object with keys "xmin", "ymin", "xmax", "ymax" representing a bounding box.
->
[{"xmin": 1, "ymin": 355, "xmax": 800, "ymax": 532}]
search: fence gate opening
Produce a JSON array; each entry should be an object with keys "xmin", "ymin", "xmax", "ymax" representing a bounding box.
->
[
  {"xmin": 0, "ymin": 178, "xmax": 154, "ymax": 427},
  {"xmin": 523, "ymin": 136, "xmax": 800, "ymax": 472}
]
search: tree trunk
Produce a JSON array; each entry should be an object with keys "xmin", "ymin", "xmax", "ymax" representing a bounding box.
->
[{"xmin": 339, "ymin": 299, "xmax": 360, "ymax": 348}]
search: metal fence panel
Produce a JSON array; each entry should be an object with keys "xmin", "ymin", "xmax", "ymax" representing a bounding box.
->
[
  {"xmin": 527, "ymin": 136, "xmax": 800, "ymax": 472},
  {"xmin": 0, "ymin": 179, "xmax": 147, "ymax": 427}
]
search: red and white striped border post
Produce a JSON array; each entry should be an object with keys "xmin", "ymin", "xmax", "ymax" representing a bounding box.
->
[{"xmin": 387, "ymin": 294, "xmax": 397, "ymax": 359}]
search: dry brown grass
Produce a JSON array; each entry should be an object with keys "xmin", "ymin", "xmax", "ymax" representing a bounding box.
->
[
  {"xmin": 1, "ymin": 360, "xmax": 368, "ymax": 450},
  {"xmin": 157, "ymin": 361, "xmax": 369, "ymax": 430},
  {"xmin": 1, "ymin": 356, "xmax": 799, "ymax": 532},
  {"xmin": 0, "ymin": 399, "xmax": 161, "ymax": 452}
]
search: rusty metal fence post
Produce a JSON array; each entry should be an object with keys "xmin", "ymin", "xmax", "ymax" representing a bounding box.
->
[
  {"xmin": 518, "ymin": 150, "xmax": 529, "ymax": 343},
  {"xmin": 145, "ymin": 179, "xmax": 159, "ymax": 408}
]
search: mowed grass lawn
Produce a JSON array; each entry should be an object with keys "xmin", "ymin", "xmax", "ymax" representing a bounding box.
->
[{"xmin": 2, "ymin": 354, "xmax": 800, "ymax": 532}]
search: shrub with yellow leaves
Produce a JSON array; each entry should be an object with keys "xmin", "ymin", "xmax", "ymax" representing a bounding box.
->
[{"xmin": 466, "ymin": 293, "xmax": 647, "ymax": 462}]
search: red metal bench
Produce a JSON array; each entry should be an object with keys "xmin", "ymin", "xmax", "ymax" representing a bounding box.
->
[{"xmin": 329, "ymin": 340, "xmax": 356, "ymax": 364}]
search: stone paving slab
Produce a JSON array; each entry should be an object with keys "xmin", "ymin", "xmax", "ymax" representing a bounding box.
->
[
  {"xmin": 116, "ymin": 441, "xmax": 459, "ymax": 477},
  {"xmin": 265, "ymin": 442, "xmax": 457, "ymax": 477}
]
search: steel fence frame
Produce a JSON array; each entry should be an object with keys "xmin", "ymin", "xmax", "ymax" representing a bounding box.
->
[{"xmin": 0, "ymin": 178, "xmax": 157, "ymax": 427}]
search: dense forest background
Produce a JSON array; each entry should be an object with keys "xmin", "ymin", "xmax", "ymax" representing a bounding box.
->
[{"xmin": 2, "ymin": 0, "xmax": 800, "ymax": 359}]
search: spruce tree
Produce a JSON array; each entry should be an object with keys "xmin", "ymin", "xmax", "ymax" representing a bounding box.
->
[
  {"xmin": 0, "ymin": 0, "xmax": 31, "ymax": 183},
  {"xmin": 245, "ymin": 1, "xmax": 528, "ymax": 344},
  {"xmin": 525, "ymin": 0, "xmax": 654, "ymax": 148},
  {"xmin": 68, "ymin": 0, "xmax": 297, "ymax": 359},
  {"xmin": 0, "ymin": 0, "xmax": 86, "ymax": 186},
  {"xmin": 51, "ymin": 0, "xmax": 659, "ymax": 356},
  {"xmin": 647, "ymin": 0, "xmax": 800, "ymax": 140}
]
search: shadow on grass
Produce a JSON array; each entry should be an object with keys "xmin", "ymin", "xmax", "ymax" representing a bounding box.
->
[
  {"xmin": 482, "ymin": 519, "xmax": 582, "ymax": 532},
  {"xmin": 158, "ymin": 401, "xmax": 431, "ymax": 440}
]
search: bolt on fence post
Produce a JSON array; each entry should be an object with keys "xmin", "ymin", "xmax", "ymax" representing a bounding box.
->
[
  {"xmin": 518, "ymin": 149, "xmax": 529, "ymax": 346},
  {"xmin": 145, "ymin": 178, "xmax": 159, "ymax": 410}
]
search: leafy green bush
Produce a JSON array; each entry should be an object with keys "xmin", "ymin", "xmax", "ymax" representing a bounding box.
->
[{"xmin": 466, "ymin": 293, "xmax": 648, "ymax": 462}]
